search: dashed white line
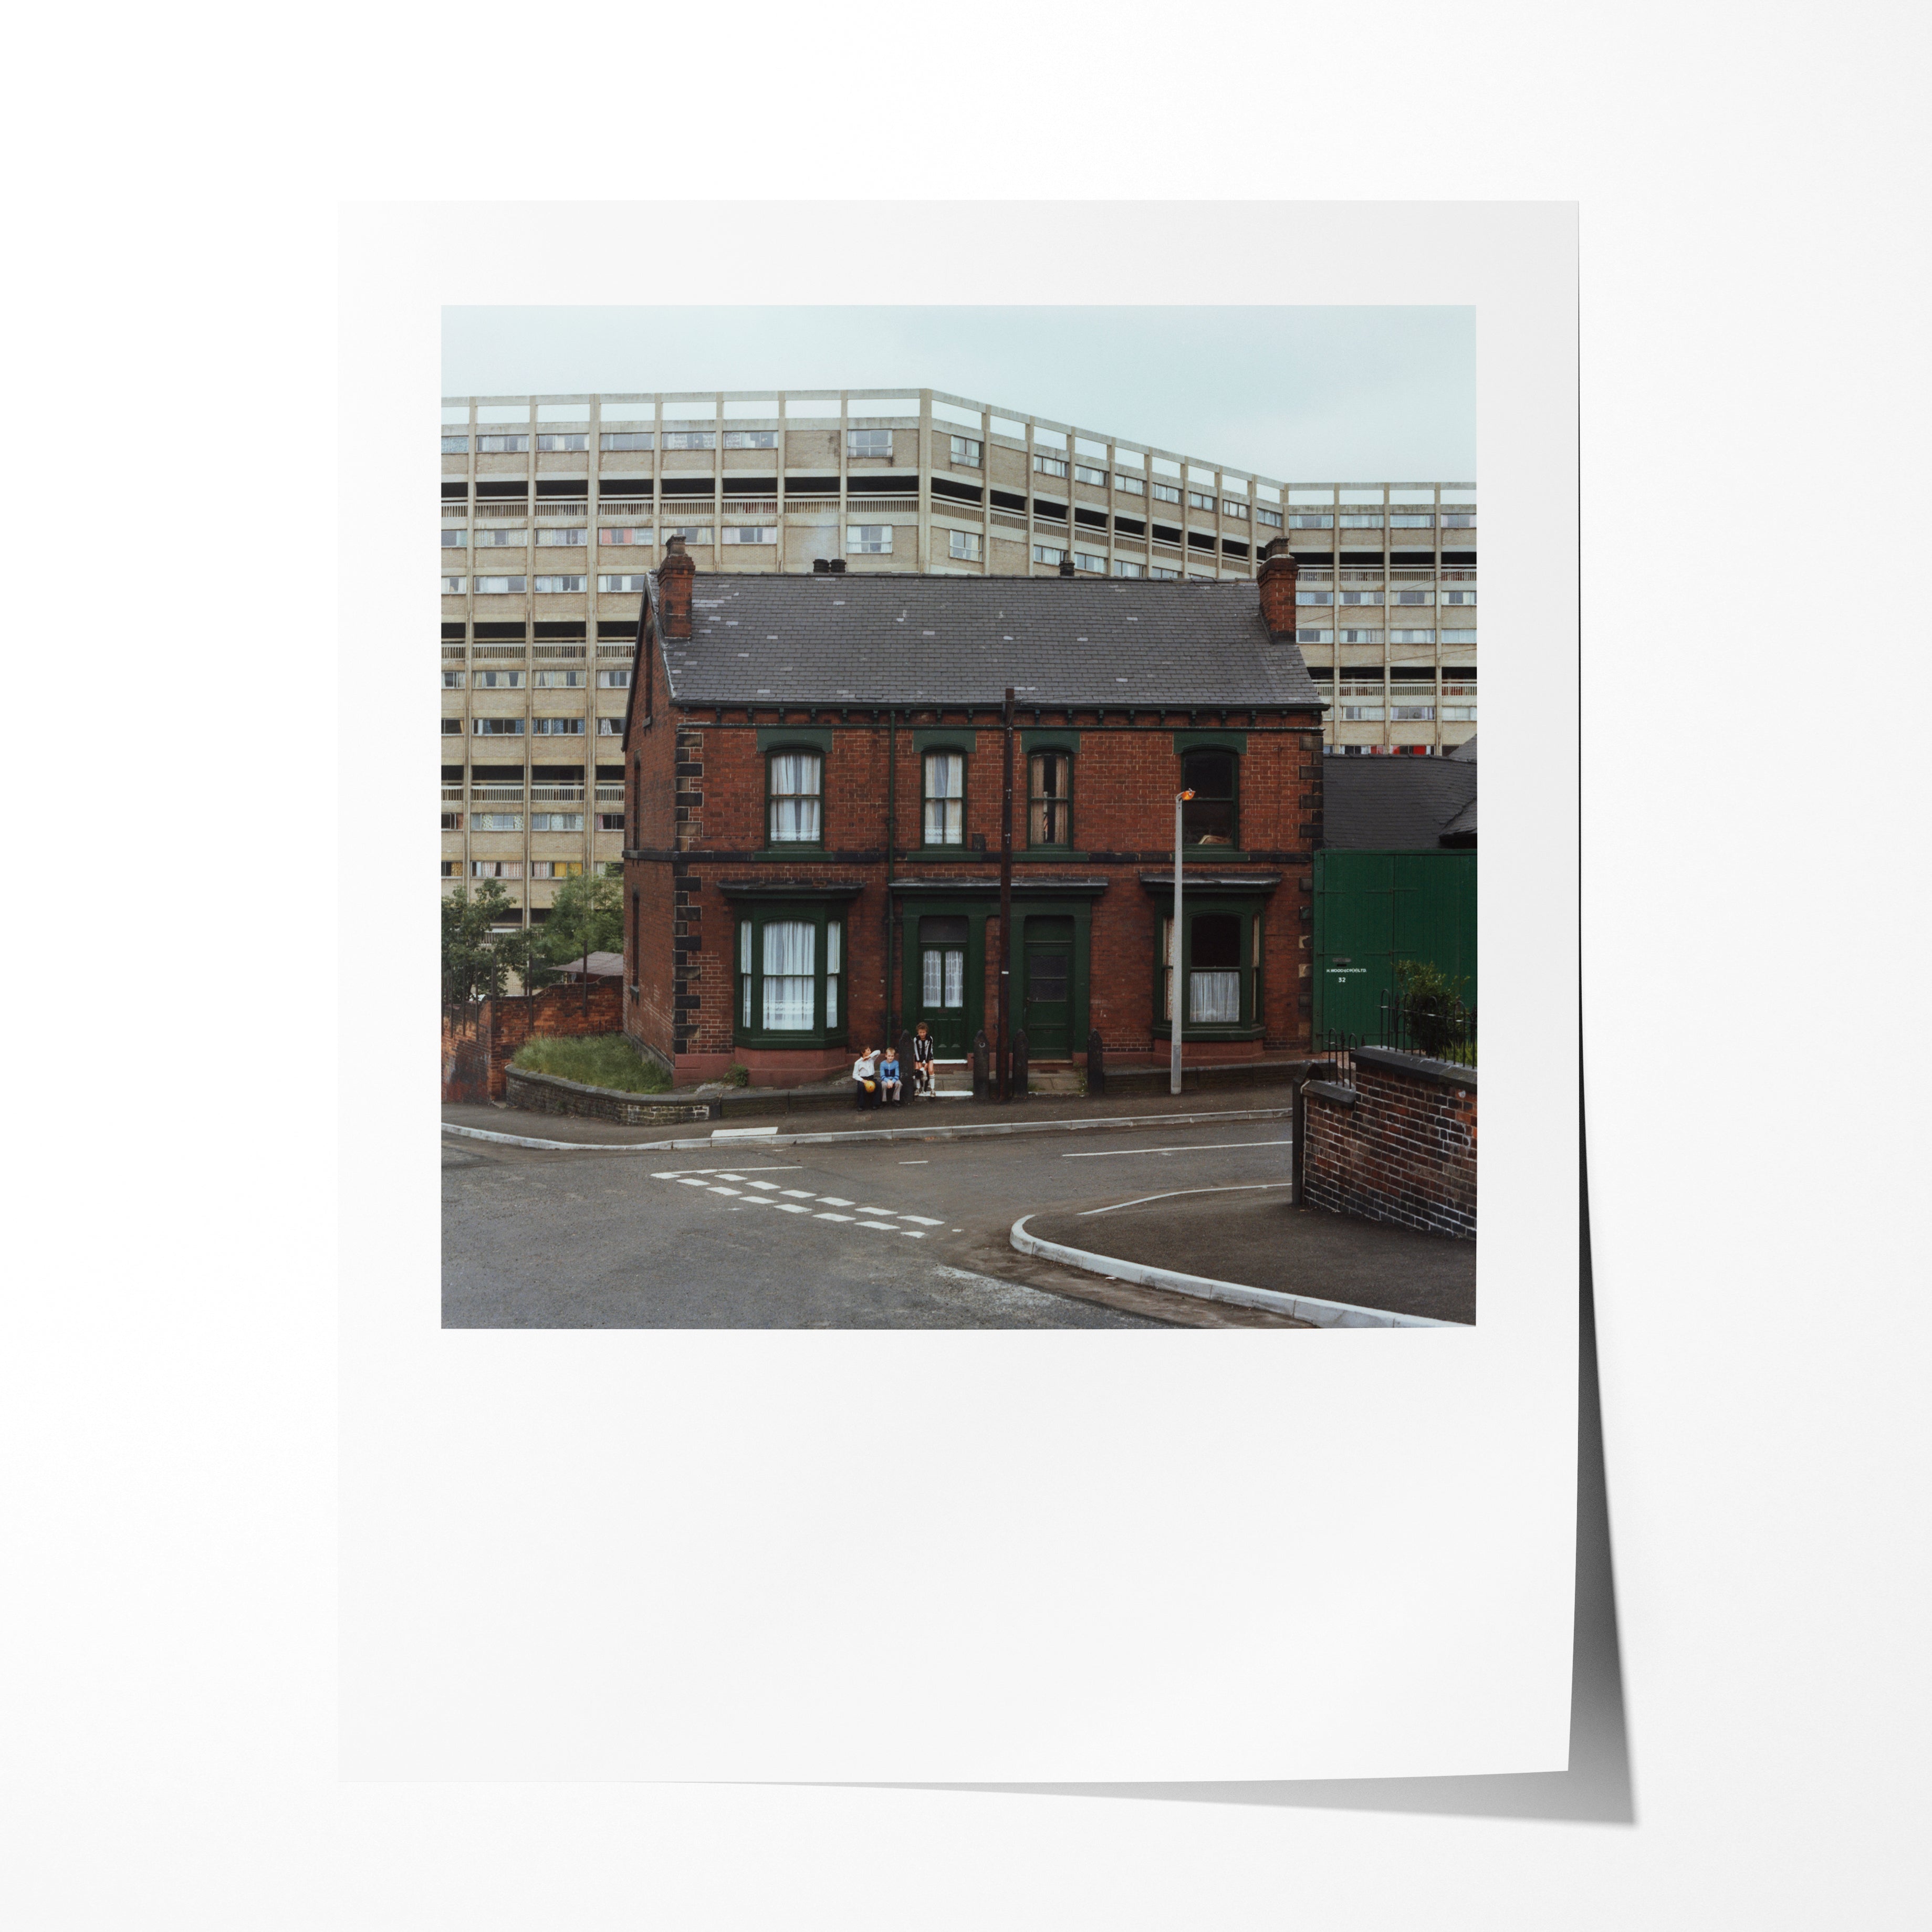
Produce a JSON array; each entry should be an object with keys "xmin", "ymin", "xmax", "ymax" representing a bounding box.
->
[
  {"xmin": 815, "ymin": 1212, "xmax": 855, "ymax": 1223},
  {"xmin": 1060, "ymin": 1139, "xmax": 1293, "ymax": 1160},
  {"xmin": 818, "ymin": 1196, "xmax": 856, "ymax": 1207},
  {"xmin": 779, "ymin": 1189, "xmax": 816, "ymax": 1199},
  {"xmin": 858, "ymin": 1220, "xmax": 899, "ymax": 1231},
  {"xmin": 902, "ymin": 1215, "xmax": 945, "ymax": 1226},
  {"xmin": 775, "ymin": 1203, "xmax": 812, "ymax": 1214}
]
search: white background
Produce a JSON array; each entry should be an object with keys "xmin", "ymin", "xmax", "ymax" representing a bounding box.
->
[
  {"xmin": 340, "ymin": 201, "xmax": 1577, "ymax": 1785},
  {"xmin": 6, "ymin": 4, "xmax": 1926, "ymax": 1926}
]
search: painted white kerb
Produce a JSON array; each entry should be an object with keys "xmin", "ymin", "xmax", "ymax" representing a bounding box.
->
[{"xmin": 1009, "ymin": 1215, "xmax": 1460, "ymax": 1330}]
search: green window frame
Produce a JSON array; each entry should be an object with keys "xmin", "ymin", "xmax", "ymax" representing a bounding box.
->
[
  {"xmin": 1154, "ymin": 900, "xmax": 1265, "ymax": 1040},
  {"xmin": 1180, "ymin": 746, "xmax": 1240, "ymax": 849},
  {"xmin": 921, "ymin": 748, "xmax": 967, "ymax": 848},
  {"xmin": 1027, "ymin": 748, "xmax": 1073, "ymax": 849},
  {"xmin": 734, "ymin": 903, "xmax": 848, "ymax": 1047},
  {"xmin": 764, "ymin": 744, "xmax": 826, "ymax": 849}
]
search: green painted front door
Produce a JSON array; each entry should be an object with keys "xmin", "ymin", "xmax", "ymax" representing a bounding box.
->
[
  {"xmin": 916, "ymin": 914, "xmax": 970, "ymax": 1053},
  {"xmin": 1022, "ymin": 917, "xmax": 1073, "ymax": 1056}
]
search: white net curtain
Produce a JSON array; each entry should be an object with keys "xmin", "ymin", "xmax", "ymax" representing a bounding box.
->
[
  {"xmin": 923, "ymin": 752, "xmax": 964, "ymax": 845},
  {"xmin": 761, "ymin": 921, "xmax": 815, "ymax": 1029},
  {"xmin": 768, "ymin": 753, "xmax": 822, "ymax": 844}
]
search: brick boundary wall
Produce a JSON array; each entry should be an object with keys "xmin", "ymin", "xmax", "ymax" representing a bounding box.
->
[
  {"xmin": 441, "ymin": 979, "xmax": 626, "ymax": 1103},
  {"xmin": 1302, "ymin": 1045, "xmax": 1476, "ymax": 1239},
  {"xmin": 502, "ymin": 1066, "xmax": 716, "ymax": 1127}
]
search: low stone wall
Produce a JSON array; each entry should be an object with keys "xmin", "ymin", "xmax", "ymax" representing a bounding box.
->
[
  {"xmin": 1104, "ymin": 1057, "xmax": 1315, "ymax": 1098},
  {"xmin": 1302, "ymin": 1046, "xmax": 1476, "ymax": 1239},
  {"xmin": 503, "ymin": 1066, "xmax": 717, "ymax": 1127}
]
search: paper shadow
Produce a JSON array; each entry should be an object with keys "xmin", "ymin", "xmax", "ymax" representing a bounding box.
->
[{"xmin": 882, "ymin": 1092, "xmax": 1634, "ymax": 1824}]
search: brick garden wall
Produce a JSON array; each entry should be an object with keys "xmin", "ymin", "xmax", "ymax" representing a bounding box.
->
[
  {"xmin": 624, "ymin": 695, "xmax": 1326, "ymax": 1087},
  {"xmin": 1302, "ymin": 1046, "xmax": 1477, "ymax": 1238},
  {"xmin": 441, "ymin": 978, "xmax": 626, "ymax": 1103}
]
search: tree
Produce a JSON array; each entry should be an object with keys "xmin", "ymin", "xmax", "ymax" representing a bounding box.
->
[
  {"xmin": 495, "ymin": 922, "xmax": 562, "ymax": 998},
  {"xmin": 442, "ymin": 879, "xmax": 515, "ymax": 1005},
  {"xmin": 538, "ymin": 868, "xmax": 624, "ymax": 968}
]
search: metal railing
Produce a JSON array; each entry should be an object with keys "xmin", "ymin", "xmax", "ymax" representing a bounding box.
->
[
  {"xmin": 531, "ymin": 784, "xmax": 585, "ymax": 802},
  {"xmin": 1318, "ymin": 989, "xmax": 1478, "ymax": 1083},
  {"xmin": 594, "ymin": 785, "xmax": 623, "ymax": 804},
  {"xmin": 596, "ymin": 498, "xmax": 652, "ymax": 519},
  {"xmin": 473, "ymin": 500, "xmax": 529, "ymax": 519},
  {"xmin": 535, "ymin": 500, "xmax": 588, "ymax": 518},
  {"xmin": 532, "ymin": 644, "xmax": 586, "ymax": 659}
]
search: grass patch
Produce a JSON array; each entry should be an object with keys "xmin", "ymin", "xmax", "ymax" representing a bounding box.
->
[{"xmin": 511, "ymin": 1033, "xmax": 671, "ymax": 1095}]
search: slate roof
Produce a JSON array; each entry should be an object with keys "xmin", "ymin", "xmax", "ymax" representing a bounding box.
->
[
  {"xmin": 1321, "ymin": 755, "xmax": 1478, "ymax": 850},
  {"xmin": 655, "ymin": 572, "xmax": 1325, "ymax": 710},
  {"xmin": 1448, "ymin": 733, "xmax": 1478, "ymax": 762}
]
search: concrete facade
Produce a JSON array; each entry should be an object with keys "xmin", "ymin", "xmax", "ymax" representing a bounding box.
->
[{"xmin": 441, "ymin": 388, "xmax": 1477, "ymax": 925}]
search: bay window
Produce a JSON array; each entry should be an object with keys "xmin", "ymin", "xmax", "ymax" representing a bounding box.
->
[{"xmin": 730, "ymin": 899, "xmax": 851, "ymax": 1047}]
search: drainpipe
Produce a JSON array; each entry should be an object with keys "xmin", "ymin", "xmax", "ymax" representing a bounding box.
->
[
  {"xmin": 998, "ymin": 686, "xmax": 1014, "ymax": 1101},
  {"xmin": 1171, "ymin": 787, "xmax": 1194, "ymax": 1095},
  {"xmin": 885, "ymin": 708, "xmax": 896, "ymax": 1040}
]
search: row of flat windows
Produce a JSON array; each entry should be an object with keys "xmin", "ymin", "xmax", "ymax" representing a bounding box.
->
[
  {"xmin": 444, "ymin": 859, "xmax": 594, "ymax": 878},
  {"xmin": 443, "ymin": 812, "xmax": 626, "ymax": 832},
  {"xmin": 443, "ymin": 669, "xmax": 630, "ymax": 688},
  {"xmin": 1298, "ymin": 627, "xmax": 1478, "ymax": 644},
  {"xmin": 757, "ymin": 745, "xmax": 1238, "ymax": 853},
  {"xmin": 444, "ymin": 429, "xmax": 918, "ymax": 457},
  {"xmin": 1289, "ymin": 513, "xmax": 1475, "ymax": 528},
  {"xmin": 444, "ymin": 718, "xmax": 623, "ymax": 736},
  {"xmin": 1298, "ymin": 587, "xmax": 1476, "ymax": 605}
]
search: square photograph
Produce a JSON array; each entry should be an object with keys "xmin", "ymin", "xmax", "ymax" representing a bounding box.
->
[{"xmin": 440, "ymin": 307, "xmax": 1477, "ymax": 1331}]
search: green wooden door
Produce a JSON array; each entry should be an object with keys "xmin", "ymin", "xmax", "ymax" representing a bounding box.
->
[
  {"xmin": 1022, "ymin": 917, "xmax": 1073, "ymax": 1056},
  {"xmin": 916, "ymin": 914, "xmax": 970, "ymax": 1052},
  {"xmin": 1313, "ymin": 850, "xmax": 1477, "ymax": 1037}
]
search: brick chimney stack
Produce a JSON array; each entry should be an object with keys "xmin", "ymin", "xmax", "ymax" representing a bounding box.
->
[
  {"xmin": 657, "ymin": 535, "xmax": 694, "ymax": 641},
  {"xmin": 1256, "ymin": 536, "xmax": 1300, "ymax": 639}
]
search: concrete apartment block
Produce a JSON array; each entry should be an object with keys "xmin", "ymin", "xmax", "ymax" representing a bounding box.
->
[{"xmin": 438, "ymin": 389, "xmax": 1477, "ymax": 925}]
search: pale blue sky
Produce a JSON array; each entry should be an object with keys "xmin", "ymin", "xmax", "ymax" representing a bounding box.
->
[{"xmin": 443, "ymin": 307, "xmax": 1474, "ymax": 481}]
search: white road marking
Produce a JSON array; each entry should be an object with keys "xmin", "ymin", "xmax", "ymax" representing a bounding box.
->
[
  {"xmin": 745, "ymin": 1181, "xmax": 782, "ymax": 1191},
  {"xmin": 815, "ymin": 1212, "xmax": 855, "ymax": 1223},
  {"xmin": 709, "ymin": 1186, "xmax": 742, "ymax": 1196},
  {"xmin": 779, "ymin": 1189, "xmax": 816, "ymax": 1198},
  {"xmin": 900, "ymin": 1160, "xmax": 929, "ymax": 1164},
  {"xmin": 1060, "ymin": 1139, "xmax": 1293, "ymax": 1159},
  {"xmin": 737, "ymin": 1197, "xmax": 775, "ymax": 1207},
  {"xmin": 775, "ymin": 1203, "xmax": 812, "ymax": 1214},
  {"xmin": 818, "ymin": 1196, "xmax": 855, "ymax": 1207},
  {"xmin": 901, "ymin": 1230, "xmax": 925, "ymax": 1238},
  {"xmin": 1078, "ymin": 1183, "xmax": 1293, "ymax": 1216},
  {"xmin": 675, "ymin": 1177, "xmax": 711, "ymax": 1187},
  {"xmin": 855, "ymin": 1205, "xmax": 895, "ymax": 1215},
  {"xmin": 858, "ymin": 1220, "xmax": 899, "ymax": 1231},
  {"xmin": 902, "ymin": 1214, "xmax": 945, "ymax": 1226}
]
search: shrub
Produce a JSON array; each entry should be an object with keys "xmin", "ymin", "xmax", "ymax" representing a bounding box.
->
[
  {"xmin": 510, "ymin": 1033, "xmax": 670, "ymax": 1094},
  {"xmin": 1392, "ymin": 958, "xmax": 1474, "ymax": 1062}
]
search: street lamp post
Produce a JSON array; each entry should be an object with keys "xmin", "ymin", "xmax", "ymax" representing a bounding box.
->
[{"xmin": 1171, "ymin": 788, "xmax": 1193, "ymax": 1096}]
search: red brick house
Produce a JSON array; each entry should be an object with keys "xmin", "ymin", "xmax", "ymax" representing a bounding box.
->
[{"xmin": 619, "ymin": 538, "xmax": 1325, "ymax": 1088}]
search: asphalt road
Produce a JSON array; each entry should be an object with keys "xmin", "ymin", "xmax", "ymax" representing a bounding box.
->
[{"xmin": 442, "ymin": 1118, "xmax": 1307, "ymax": 1329}]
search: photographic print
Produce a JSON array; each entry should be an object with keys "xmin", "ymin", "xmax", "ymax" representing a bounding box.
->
[{"xmin": 439, "ymin": 307, "xmax": 1478, "ymax": 1330}]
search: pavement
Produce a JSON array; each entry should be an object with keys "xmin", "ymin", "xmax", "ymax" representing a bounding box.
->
[
  {"xmin": 443, "ymin": 1094, "xmax": 1472, "ymax": 1330},
  {"xmin": 1022, "ymin": 1187, "xmax": 1476, "ymax": 1326},
  {"xmin": 442, "ymin": 1082, "xmax": 1301, "ymax": 1146}
]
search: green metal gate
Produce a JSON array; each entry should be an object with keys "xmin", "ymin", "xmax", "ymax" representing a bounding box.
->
[{"xmin": 1312, "ymin": 850, "xmax": 1477, "ymax": 1038}]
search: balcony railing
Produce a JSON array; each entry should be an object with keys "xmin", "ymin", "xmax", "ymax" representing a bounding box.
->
[
  {"xmin": 596, "ymin": 498, "xmax": 652, "ymax": 519},
  {"xmin": 442, "ymin": 644, "xmax": 467, "ymax": 659},
  {"xmin": 469, "ymin": 785, "xmax": 525, "ymax": 803},
  {"xmin": 536, "ymin": 499, "xmax": 588, "ymax": 518},
  {"xmin": 473, "ymin": 644, "xmax": 527, "ymax": 660},
  {"xmin": 595, "ymin": 785, "xmax": 624, "ymax": 805},
  {"xmin": 597, "ymin": 643, "xmax": 632, "ymax": 657},
  {"xmin": 845, "ymin": 497, "xmax": 916, "ymax": 514},
  {"xmin": 441, "ymin": 784, "xmax": 464, "ymax": 802},
  {"xmin": 722, "ymin": 499, "xmax": 777, "ymax": 516},
  {"xmin": 532, "ymin": 644, "xmax": 586, "ymax": 660},
  {"xmin": 474, "ymin": 500, "xmax": 528, "ymax": 519},
  {"xmin": 531, "ymin": 784, "xmax": 585, "ymax": 802}
]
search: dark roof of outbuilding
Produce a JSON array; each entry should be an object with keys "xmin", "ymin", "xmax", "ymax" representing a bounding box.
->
[
  {"xmin": 1438, "ymin": 795, "xmax": 1478, "ymax": 839},
  {"xmin": 1447, "ymin": 733, "xmax": 1478, "ymax": 763},
  {"xmin": 656, "ymin": 572, "xmax": 1325, "ymax": 709},
  {"xmin": 1321, "ymin": 756, "xmax": 1478, "ymax": 851}
]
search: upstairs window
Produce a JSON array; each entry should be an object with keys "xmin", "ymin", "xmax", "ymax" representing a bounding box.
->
[
  {"xmin": 1074, "ymin": 463, "xmax": 1106, "ymax": 487},
  {"xmin": 1181, "ymin": 748, "xmax": 1237, "ymax": 847},
  {"xmin": 1187, "ymin": 489, "xmax": 1216, "ymax": 511},
  {"xmin": 536, "ymin": 433, "xmax": 587, "ymax": 451},
  {"xmin": 923, "ymin": 751, "xmax": 965, "ymax": 846},
  {"xmin": 949, "ymin": 530, "xmax": 982, "ymax": 561},
  {"xmin": 949, "ymin": 434, "xmax": 981, "ymax": 466},
  {"xmin": 599, "ymin": 526, "xmax": 652, "ymax": 546},
  {"xmin": 441, "ymin": 528, "xmax": 468, "ymax": 548},
  {"xmin": 535, "ymin": 528, "xmax": 586, "ymax": 546},
  {"xmin": 1028, "ymin": 751, "xmax": 1071, "ymax": 848},
  {"xmin": 1115, "ymin": 473, "xmax": 1145, "ymax": 495},
  {"xmin": 1032, "ymin": 453, "xmax": 1068, "ymax": 477},
  {"xmin": 533, "ymin": 574, "xmax": 586, "ymax": 592},
  {"xmin": 1151, "ymin": 482, "xmax": 1181, "ymax": 503},
  {"xmin": 662, "ymin": 430, "xmax": 715, "ymax": 450},
  {"xmin": 597, "ymin": 668, "xmax": 631, "ymax": 687},
  {"xmin": 600, "ymin": 432, "xmax": 653, "ymax": 451},
  {"xmin": 477, "ymin": 434, "xmax": 528, "ymax": 453},
  {"xmin": 847, "ymin": 525, "xmax": 891, "ymax": 554},
  {"xmin": 442, "ymin": 435, "xmax": 470, "ymax": 454},
  {"xmin": 723, "ymin": 429, "xmax": 777, "ymax": 448},
  {"xmin": 534, "ymin": 669, "xmax": 583, "ymax": 687},
  {"xmin": 767, "ymin": 750, "xmax": 823, "ymax": 845},
  {"xmin": 847, "ymin": 429, "xmax": 892, "ymax": 458}
]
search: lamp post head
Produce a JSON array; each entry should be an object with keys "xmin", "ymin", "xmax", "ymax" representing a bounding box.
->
[{"xmin": 1178, "ymin": 789, "xmax": 1195, "ymax": 802}]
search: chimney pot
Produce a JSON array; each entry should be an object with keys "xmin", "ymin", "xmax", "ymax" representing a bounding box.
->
[
  {"xmin": 1058, "ymin": 557, "xmax": 1075, "ymax": 578},
  {"xmin": 1256, "ymin": 541, "xmax": 1300, "ymax": 639},
  {"xmin": 657, "ymin": 535, "xmax": 696, "ymax": 640},
  {"xmin": 829, "ymin": 557, "xmax": 847, "ymax": 574},
  {"xmin": 812, "ymin": 557, "xmax": 829, "ymax": 573}
]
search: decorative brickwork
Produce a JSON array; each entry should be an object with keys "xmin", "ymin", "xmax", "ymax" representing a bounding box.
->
[{"xmin": 1302, "ymin": 1047, "xmax": 1476, "ymax": 1239}]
